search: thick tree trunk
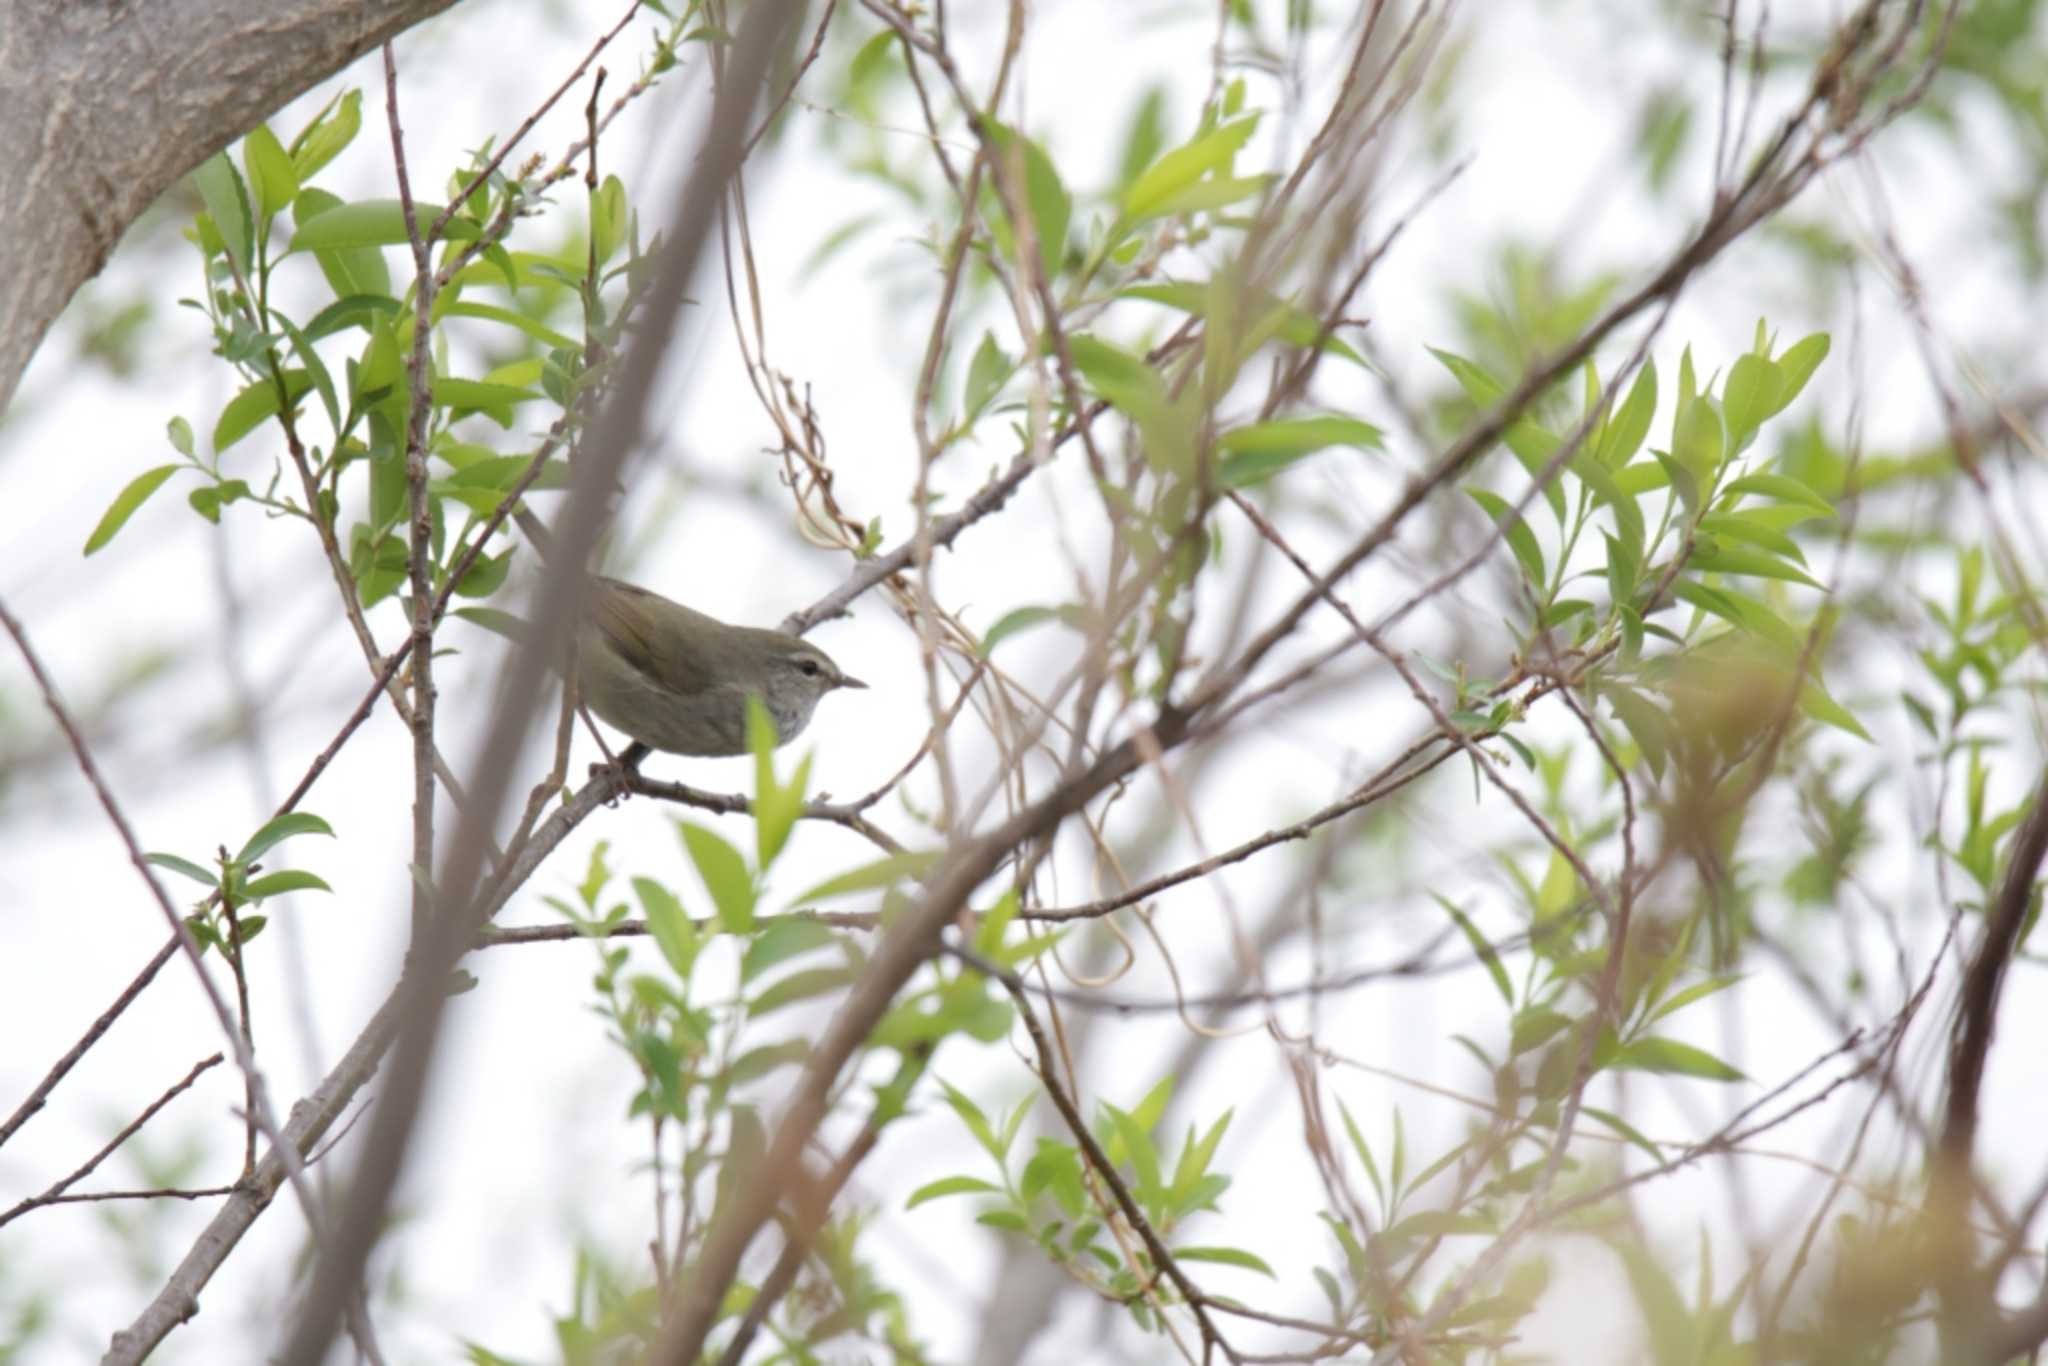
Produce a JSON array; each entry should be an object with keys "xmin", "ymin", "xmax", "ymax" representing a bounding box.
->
[{"xmin": 0, "ymin": 0, "xmax": 463, "ymax": 413}]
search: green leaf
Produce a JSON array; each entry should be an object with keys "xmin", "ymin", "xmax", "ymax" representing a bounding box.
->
[
  {"xmin": 727, "ymin": 1039, "xmax": 809, "ymax": 1084},
  {"xmin": 431, "ymin": 377, "xmax": 542, "ymax": 423},
  {"xmin": 1103, "ymin": 1103, "xmax": 1163, "ymax": 1202},
  {"xmin": 303, "ymin": 292, "xmax": 401, "ymax": 342},
  {"xmin": 1769, "ymin": 333, "xmax": 1830, "ymax": 415},
  {"xmin": 677, "ymin": 822, "xmax": 756, "ymax": 933},
  {"xmin": 1167, "ymin": 1109, "xmax": 1233, "ymax": 1212},
  {"xmin": 1603, "ymin": 529, "xmax": 1639, "ymax": 607},
  {"xmin": 1722, "ymin": 471, "xmax": 1833, "ymax": 514},
  {"xmin": 1581, "ymin": 1105, "xmax": 1664, "ymax": 1162},
  {"xmin": 1671, "ymin": 581, "xmax": 1802, "ymax": 652},
  {"xmin": 452, "ymin": 606, "xmax": 528, "ymax": 643},
  {"xmin": 1121, "ymin": 281, "xmax": 1364, "ymax": 365},
  {"xmin": 83, "ymin": 465, "xmax": 182, "ymax": 556},
  {"xmin": 633, "ymin": 876, "xmax": 700, "ymax": 979},
  {"xmin": 144, "ymin": 852, "xmax": 219, "ymax": 888},
  {"xmin": 1720, "ymin": 353, "xmax": 1780, "ymax": 454},
  {"xmin": 242, "ymin": 124, "xmax": 300, "ymax": 221},
  {"xmin": 1173, "ymin": 1245, "xmax": 1277, "ymax": 1277},
  {"xmin": 974, "ymin": 888, "xmax": 1021, "ymax": 957},
  {"xmin": 213, "ymin": 371, "xmax": 313, "ymax": 455},
  {"xmin": 750, "ymin": 696, "xmax": 811, "ymax": 870},
  {"xmin": 236, "ymin": 811, "xmax": 336, "ymax": 864},
  {"xmin": 443, "ymin": 455, "xmax": 568, "ymax": 491},
  {"xmin": 944, "ymin": 983, "xmax": 1014, "ymax": 1044},
  {"xmin": 296, "ymin": 189, "xmax": 393, "ymax": 299},
  {"xmin": 963, "ymin": 330, "xmax": 1010, "ymax": 417},
  {"xmin": 1124, "ymin": 115, "xmax": 1259, "ymax": 221},
  {"xmin": 1616, "ymin": 1238, "xmax": 1696, "ymax": 1366},
  {"xmin": 1511, "ymin": 1006, "xmax": 1573, "ymax": 1057},
  {"xmin": 1434, "ymin": 894, "xmax": 1512, "ymax": 1005},
  {"xmin": 440, "ymin": 302, "xmax": 577, "ymax": 351},
  {"xmin": 190, "ymin": 151, "xmax": 253, "ymax": 276},
  {"xmin": 1217, "ymin": 415, "xmax": 1381, "ymax": 488},
  {"xmin": 1603, "ymin": 685, "xmax": 1670, "ymax": 780},
  {"xmin": 1387, "ymin": 1210, "xmax": 1494, "ymax": 1240},
  {"xmin": 1113, "ymin": 85, "xmax": 1170, "ymax": 193},
  {"xmin": 189, "ymin": 482, "xmax": 229, "ymax": 526},
  {"xmin": 591, "ymin": 173, "xmax": 628, "ymax": 265},
  {"xmin": 1653, "ymin": 451, "xmax": 1700, "ymax": 515},
  {"xmin": 1671, "ymin": 397, "xmax": 1724, "ymax": 482},
  {"xmin": 270, "ymin": 316, "xmax": 341, "ymax": 433},
  {"xmin": 739, "ymin": 917, "xmax": 839, "ymax": 986},
  {"xmin": 1067, "ymin": 333, "xmax": 1165, "ymax": 415},
  {"xmin": 984, "ymin": 122, "xmax": 1071, "ymax": 281},
  {"xmin": 1689, "ymin": 542, "xmax": 1822, "ymax": 589},
  {"xmin": 1596, "ymin": 361, "xmax": 1657, "ymax": 468},
  {"xmin": 1613, "ymin": 460, "xmax": 1670, "ymax": 497},
  {"xmin": 1646, "ymin": 973, "xmax": 1745, "ymax": 1027},
  {"xmin": 1022, "ymin": 1137, "xmax": 1085, "ymax": 1208},
  {"xmin": 793, "ymin": 850, "xmax": 940, "ymax": 903},
  {"xmin": 981, "ymin": 604, "xmax": 1081, "ymax": 655},
  {"xmin": 1128, "ymin": 1075, "xmax": 1174, "ymax": 1133},
  {"xmin": 975, "ymin": 1209, "xmax": 1030, "ymax": 1234},
  {"xmin": 1571, "ymin": 452, "xmax": 1646, "ymax": 561},
  {"xmin": 1464, "ymin": 488, "xmax": 1546, "ymax": 591},
  {"xmin": 1610, "ymin": 1036, "xmax": 1746, "ymax": 1082},
  {"xmin": 183, "ymin": 915, "xmax": 222, "ymax": 955},
  {"xmin": 906, "ymin": 1175, "xmax": 1002, "ymax": 1209},
  {"xmin": 939, "ymin": 1079, "xmax": 1000, "ymax": 1154},
  {"xmin": 241, "ymin": 869, "xmax": 333, "ymax": 900},
  {"xmin": 1801, "ymin": 677, "xmax": 1872, "ymax": 742},
  {"xmin": 290, "ymin": 88, "xmax": 362, "ymax": 180},
  {"xmin": 1699, "ymin": 512, "xmax": 1806, "ymax": 566},
  {"xmin": 1078, "ymin": 345, "xmax": 1192, "ymax": 474},
  {"xmin": 450, "ymin": 548, "xmax": 512, "ymax": 599},
  {"xmin": 286, "ymin": 198, "xmax": 479, "ymax": 252},
  {"xmin": 845, "ymin": 26, "xmax": 896, "ymax": 91},
  {"xmin": 1430, "ymin": 347, "xmax": 1566, "ymax": 521},
  {"xmin": 1141, "ymin": 173, "xmax": 1271, "ymax": 219},
  {"xmin": 748, "ymin": 965, "xmax": 856, "ymax": 1017}
]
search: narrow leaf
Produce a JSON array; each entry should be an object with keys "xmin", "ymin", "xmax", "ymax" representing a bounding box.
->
[
  {"xmin": 634, "ymin": 876, "xmax": 700, "ymax": 979},
  {"xmin": 1464, "ymin": 487, "xmax": 1546, "ymax": 591},
  {"xmin": 144, "ymin": 853, "xmax": 219, "ymax": 888},
  {"xmin": 286, "ymin": 198, "xmax": 479, "ymax": 252},
  {"xmin": 1611, "ymin": 1036, "xmax": 1746, "ymax": 1082},
  {"xmin": 1124, "ymin": 115, "xmax": 1258, "ymax": 221},
  {"xmin": 739, "ymin": 917, "xmax": 839, "ymax": 985},
  {"xmin": 237, "ymin": 811, "xmax": 336, "ymax": 864},
  {"xmin": 677, "ymin": 822, "xmax": 756, "ymax": 933},
  {"xmin": 83, "ymin": 465, "xmax": 182, "ymax": 556},
  {"xmin": 793, "ymin": 850, "xmax": 939, "ymax": 903},
  {"xmin": 1597, "ymin": 361, "xmax": 1657, "ymax": 468},
  {"xmin": 241, "ymin": 869, "xmax": 333, "ymax": 900},
  {"xmin": 1173, "ymin": 1246, "xmax": 1277, "ymax": 1277},
  {"xmin": 1217, "ymin": 415, "xmax": 1381, "ymax": 488},
  {"xmin": 190, "ymin": 152, "xmax": 253, "ymax": 275},
  {"xmin": 907, "ymin": 1176, "xmax": 1002, "ymax": 1209}
]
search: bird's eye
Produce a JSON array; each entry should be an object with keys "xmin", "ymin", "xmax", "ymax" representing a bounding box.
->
[{"xmin": 798, "ymin": 659, "xmax": 821, "ymax": 677}]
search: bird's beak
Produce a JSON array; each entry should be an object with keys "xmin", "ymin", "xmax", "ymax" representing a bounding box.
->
[{"xmin": 838, "ymin": 673, "xmax": 868, "ymax": 691}]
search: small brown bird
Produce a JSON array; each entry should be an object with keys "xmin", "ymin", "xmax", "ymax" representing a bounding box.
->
[{"xmin": 575, "ymin": 576, "xmax": 865, "ymax": 757}]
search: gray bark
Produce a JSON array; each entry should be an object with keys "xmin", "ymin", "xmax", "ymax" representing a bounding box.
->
[{"xmin": 0, "ymin": 0, "xmax": 463, "ymax": 414}]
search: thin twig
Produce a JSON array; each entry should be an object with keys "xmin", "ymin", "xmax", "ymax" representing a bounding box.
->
[{"xmin": 0, "ymin": 1054, "xmax": 224, "ymax": 1230}]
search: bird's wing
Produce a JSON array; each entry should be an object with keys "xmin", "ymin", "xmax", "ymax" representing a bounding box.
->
[{"xmin": 588, "ymin": 577, "xmax": 718, "ymax": 695}]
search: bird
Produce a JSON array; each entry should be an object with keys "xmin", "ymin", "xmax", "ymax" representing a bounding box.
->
[{"xmin": 573, "ymin": 575, "xmax": 864, "ymax": 757}]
